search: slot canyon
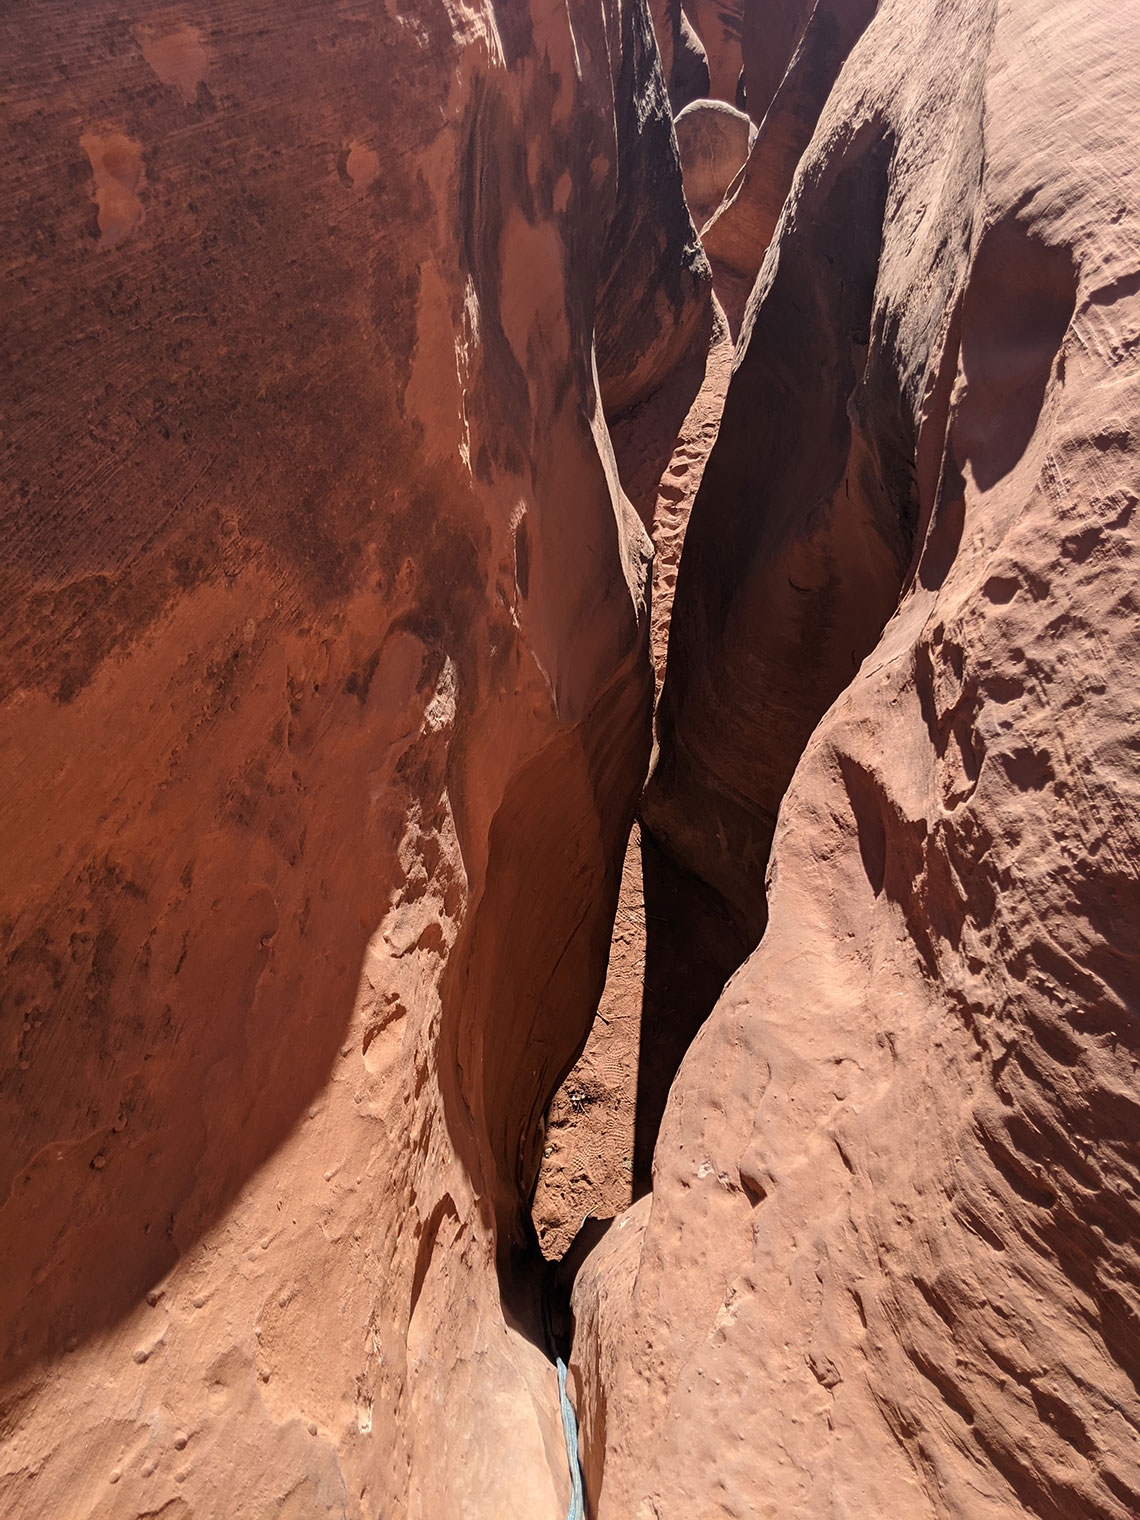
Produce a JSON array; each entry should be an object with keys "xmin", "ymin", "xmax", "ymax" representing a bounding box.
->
[{"xmin": 2, "ymin": 0, "xmax": 1139, "ymax": 1515}]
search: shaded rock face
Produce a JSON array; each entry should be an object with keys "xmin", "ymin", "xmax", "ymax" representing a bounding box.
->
[
  {"xmin": 682, "ymin": 0, "xmax": 745, "ymax": 103},
  {"xmin": 0, "ymin": 1, "xmax": 707, "ymax": 1515},
  {"xmin": 646, "ymin": 98, "xmax": 904, "ymax": 943},
  {"xmin": 740, "ymin": 0, "xmax": 815, "ymax": 125},
  {"xmin": 703, "ymin": 0, "xmax": 876, "ymax": 281},
  {"xmin": 595, "ymin": 0, "xmax": 714, "ymax": 418},
  {"xmin": 578, "ymin": 2, "xmax": 1140, "ymax": 1517},
  {"xmin": 647, "ymin": 0, "xmax": 712, "ymax": 112}
]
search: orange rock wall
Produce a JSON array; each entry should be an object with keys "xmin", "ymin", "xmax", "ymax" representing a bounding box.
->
[
  {"xmin": 579, "ymin": 1, "xmax": 1140, "ymax": 1515},
  {"xmin": 0, "ymin": 1, "xmax": 708, "ymax": 1515}
]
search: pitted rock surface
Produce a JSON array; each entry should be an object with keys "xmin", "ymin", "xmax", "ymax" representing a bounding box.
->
[{"xmin": 581, "ymin": 1, "xmax": 1140, "ymax": 1516}]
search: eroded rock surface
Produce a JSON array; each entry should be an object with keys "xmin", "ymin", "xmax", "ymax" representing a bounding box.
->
[
  {"xmin": 702, "ymin": 0, "xmax": 875, "ymax": 283},
  {"xmin": 578, "ymin": 2, "xmax": 1140, "ymax": 1517},
  {"xmin": 682, "ymin": 0, "xmax": 745, "ymax": 103},
  {"xmin": 739, "ymin": 0, "xmax": 813, "ymax": 124},
  {"xmin": 534, "ymin": 315, "xmax": 742, "ymax": 1259},
  {"xmin": 0, "ymin": 1, "xmax": 707, "ymax": 1515},
  {"xmin": 597, "ymin": 0, "xmax": 714, "ymax": 417},
  {"xmin": 647, "ymin": 0, "xmax": 712, "ymax": 112},
  {"xmin": 646, "ymin": 1, "xmax": 898, "ymax": 940}
]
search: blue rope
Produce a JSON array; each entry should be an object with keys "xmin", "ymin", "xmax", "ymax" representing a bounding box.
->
[{"xmin": 557, "ymin": 1357, "xmax": 586, "ymax": 1520}]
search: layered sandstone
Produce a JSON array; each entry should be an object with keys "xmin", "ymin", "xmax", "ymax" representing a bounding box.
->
[
  {"xmin": 0, "ymin": 2, "xmax": 708, "ymax": 1516},
  {"xmin": 579, "ymin": 3, "xmax": 1140, "ymax": 1518}
]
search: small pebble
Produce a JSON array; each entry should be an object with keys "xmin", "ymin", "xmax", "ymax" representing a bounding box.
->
[
  {"xmin": 307, "ymin": 1421, "xmax": 318, "ymax": 1436},
  {"xmin": 174, "ymin": 1435, "xmax": 187, "ymax": 1451},
  {"xmin": 92, "ymin": 1155, "xmax": 106, "ymax": 1170},
  {"xmin": 193, "ymin": 1294, "xmax": 206, "ymax": 1308},
  {"xmin": 260, "ymin": 1237, "xmax": 270, "ymax": 1250},
  {"xmin": 109, "ymin": 1469, "xmax": 121, "ymax": 1484},
  {"xmin": 133, "ymin": 1348, "xmax": 149, "ymax": 1364},
  {"xmin": 146, "ymin": 1289, "xmax": 161, "ymax": 1307}
]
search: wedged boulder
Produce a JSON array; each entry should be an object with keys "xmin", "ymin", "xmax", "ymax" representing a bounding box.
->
[
  {"xmin": 674, "ymin": 99, "xmax": 756, "ymax": 228},
  {"xmin": 0, "ymin": 0, "xmax": 703, "ymax": 1515},
  {"xmin": 576, "ymin": 1, "xmax": 1140, "ymax": 1516},
  {"xmin": 702, "ymin": 0, "xmax": 876, "ymax": 282}
]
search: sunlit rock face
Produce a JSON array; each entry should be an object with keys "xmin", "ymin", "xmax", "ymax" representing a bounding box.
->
[
  {"xmin": 0, "ymin": 1, "xmax": 708, "ymax": 1515},
  {"xmin": 580, "ymin": 1, "xmax": 1140, "ymax": 1516}
]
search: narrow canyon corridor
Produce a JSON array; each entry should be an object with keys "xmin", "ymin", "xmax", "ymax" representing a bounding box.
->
[
  {"xmin": 3, "ymin": 0, "xmax": 1140, "ymax": 1518},
  {"xmin": 533, "ymin": 304, "xmax": 748, "ymax": 1258}
]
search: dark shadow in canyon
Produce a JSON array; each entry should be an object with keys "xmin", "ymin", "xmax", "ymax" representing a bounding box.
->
[
  {"xmin": 632, "ymin": 825, "xmax": 748, "ymax": 1193},
  {"xmin": 0, "ymin": 838, "xmax": 371, "ymax": 1390},
  {"xmin": 540, "ymin": 828, "xmax": 746, "ymax": 1343}
]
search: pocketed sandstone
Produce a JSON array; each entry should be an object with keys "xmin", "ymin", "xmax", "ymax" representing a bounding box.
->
[{"xmin": 581, "ymin": 2, "xmax": 1140, "ymax": 1516}]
